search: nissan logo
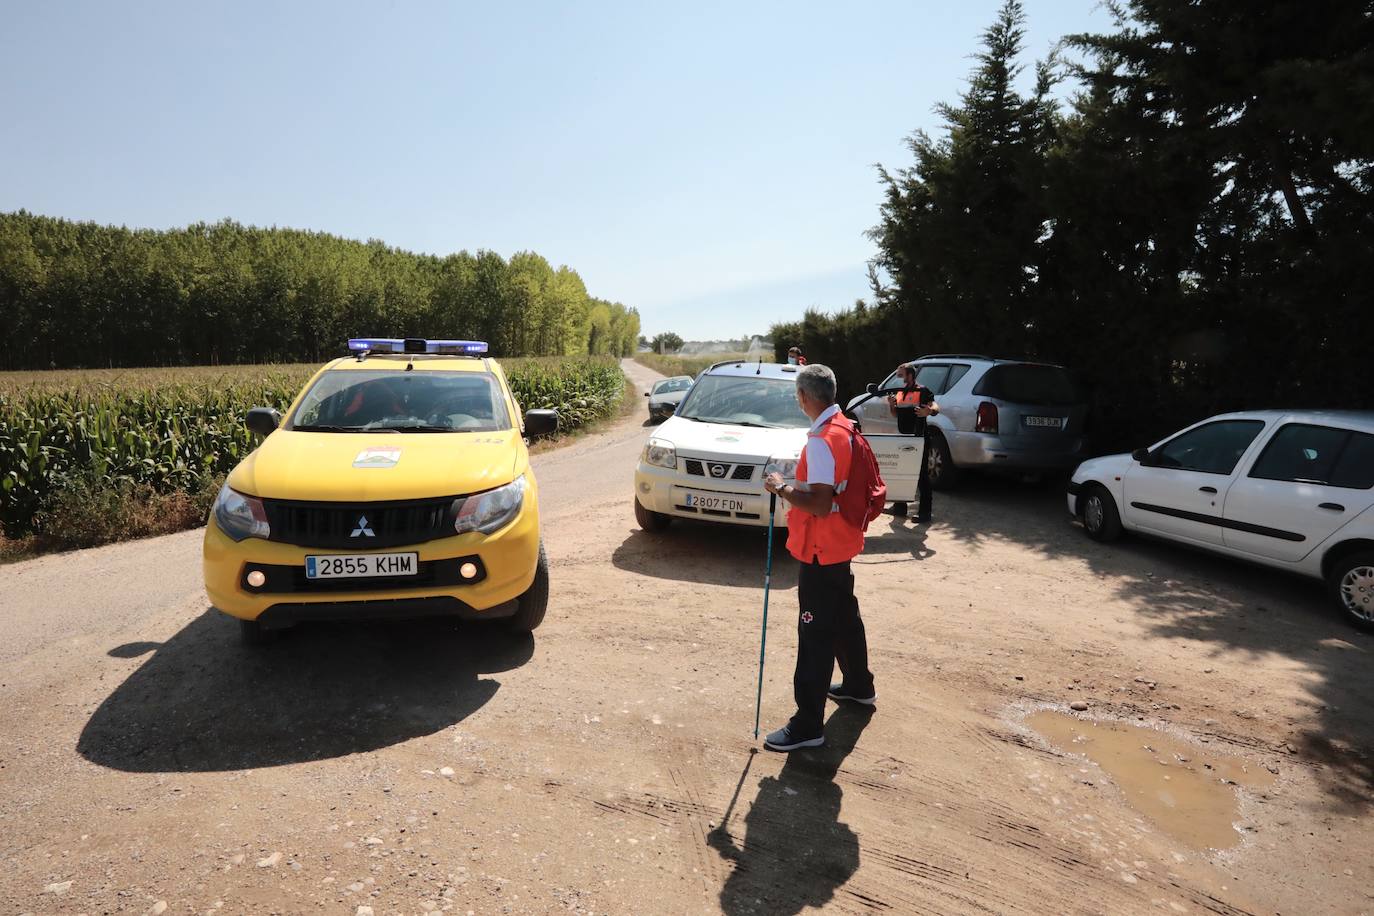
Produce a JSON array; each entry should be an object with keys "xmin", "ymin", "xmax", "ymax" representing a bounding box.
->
[{"xmin": 709, "ymin": 464, "xmax": 728, "ymax": 478}]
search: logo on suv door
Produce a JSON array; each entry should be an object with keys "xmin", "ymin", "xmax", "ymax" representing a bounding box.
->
[
  {"xmin": 351, "ymin": 516, "xmax": 375, "ymax": 538},
  {"xmin": 709, "ymin": 464, "xmax": 727, "ymax": 478}
]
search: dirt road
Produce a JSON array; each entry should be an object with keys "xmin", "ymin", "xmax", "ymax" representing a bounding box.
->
[{"xmin": 2, "ymin": 359, "xmax": 1370, "ymax": 915}]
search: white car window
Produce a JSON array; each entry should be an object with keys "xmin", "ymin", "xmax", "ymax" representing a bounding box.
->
[
  {"xmin": 1153, "ymin": 420, "xmax": 1265, "ymax": 475},
  {"xmin": 1251, "ymin": 424, "xmax": 1374, "ymax": 489}
]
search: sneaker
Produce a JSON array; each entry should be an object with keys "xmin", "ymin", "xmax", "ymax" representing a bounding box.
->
[
  {"xmin": 763, "ymin": 726, "xmax": 825, "ymax": 752},
  {"xmin": 827, "ymin": 683, "xmax": 877, "ymax": 705}
]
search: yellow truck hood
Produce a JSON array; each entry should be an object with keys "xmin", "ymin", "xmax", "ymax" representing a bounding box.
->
[{"xmin": 228, "ymin": 430, "xmax": 521, "ymax": 501}]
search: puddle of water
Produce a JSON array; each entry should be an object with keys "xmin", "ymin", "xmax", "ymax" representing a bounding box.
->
[{"xmin": 1028, "ymin": 711, "xmax": 1275, "ymax": 851}]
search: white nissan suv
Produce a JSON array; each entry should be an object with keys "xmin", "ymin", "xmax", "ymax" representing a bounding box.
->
[{"xmin": 633, "ymin": 360, "xmax": 926, "ymax": 531}]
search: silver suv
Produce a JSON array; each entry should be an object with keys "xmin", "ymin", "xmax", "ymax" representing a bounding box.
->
[{"xmin": 846, "ymin": 355, "xmax": 1089, "ymax": 488}]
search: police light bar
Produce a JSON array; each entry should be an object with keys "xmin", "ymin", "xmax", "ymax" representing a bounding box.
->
[{"xmin": 347, "ymin": 338, "xmax": 489, "ymax": 355}]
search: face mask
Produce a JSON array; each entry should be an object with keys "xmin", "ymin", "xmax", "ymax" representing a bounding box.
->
[{"xmin": 787, "ymin": 356, "xmax": 798, "ymax": 365}]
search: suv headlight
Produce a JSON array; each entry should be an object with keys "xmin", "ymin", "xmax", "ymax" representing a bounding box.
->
[
  {"xmin": 765, "ymin": 455, "xmax": 799, "ymax": 479},
  {"xmin": 453, "ymin": 476, "xmax": 527, "ymax": 535},
  {"xmin": 213, "ymin": 483, "xmax": 271, "ymax": 541},
  {"xmin": 642, "ymin": 437, "xmax": 677, "ymax": 470}
]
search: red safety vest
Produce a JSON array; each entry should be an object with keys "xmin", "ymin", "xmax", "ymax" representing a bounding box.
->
[{"xmin": 787, "ymin": 413, "xmax": 865, "ymax": 565}]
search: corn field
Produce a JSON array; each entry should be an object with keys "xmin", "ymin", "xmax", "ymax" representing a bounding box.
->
[{"xmin": 0, "ymin": 357, "xmax": 626, "ymax": 538}]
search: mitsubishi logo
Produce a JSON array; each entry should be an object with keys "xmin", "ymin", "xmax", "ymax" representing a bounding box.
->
[
  {"xmin": 709, "ymin": 464, "xmax": 728, "ymax": 478},
  {"xmin": 350, "ymin": 515, "xmax": 375, "ymax": 538}
]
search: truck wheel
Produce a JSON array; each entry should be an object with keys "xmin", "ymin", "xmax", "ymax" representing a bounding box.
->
[
  {"xmin": 508, "ymin": 542, "xmax": 550, "ymax": 632},
  {"xmin": 1329, "ymin": 548, "xmax": 1374, "ymax": 632},
  {"xmin": 925, "ymin": 431, "xmax": 961, "ymax": 491},
  {"xmin": 1080, "ymin": 483, "xmax": 1123, "ymax": 543},
  {"xmin": 635, "ymin": 497, "xmax": 672, "ymax": 532},
  {"xmin": 239, "ymin": 618, "xmax": 273, "ymax": 646}
]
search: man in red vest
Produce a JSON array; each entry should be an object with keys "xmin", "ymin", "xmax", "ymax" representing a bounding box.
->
[{"xmin": 762, "ymin": 364, "xmax": 876, "ymax": 751}]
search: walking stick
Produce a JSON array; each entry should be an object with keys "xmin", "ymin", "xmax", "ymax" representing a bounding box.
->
[{"xmin": 752, "ymin": 492, "xmax": 778, "ymax": 739}]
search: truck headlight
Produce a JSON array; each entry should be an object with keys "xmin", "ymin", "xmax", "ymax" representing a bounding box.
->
[
  {"xmin": 213, "ymin": 483, "xmax": 271, "ymax": 541},
  {"xmin": 453, "ymin": 476, "xmax": 527, "ymax": 535},
  {"xmin": 765, "ymin": 455, "xmax": 799, "ymax": 479},
  {"xmin": 642, "ymin": 437, "xmax": 677, "ymax": 470}
]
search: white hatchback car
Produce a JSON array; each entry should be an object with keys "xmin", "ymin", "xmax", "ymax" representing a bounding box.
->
[
  {"xmin": 1068, "ymin": 410, "xmax": 1374, "ymax": 629},
  {"xmin": 634, "ymin": 360, "xmax": 924, "ymax": 531}
]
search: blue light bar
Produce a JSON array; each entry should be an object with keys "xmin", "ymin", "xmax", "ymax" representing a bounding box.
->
[{"xmin": 347, "ymin": 338, "xmax": 489, "ymax": 355}]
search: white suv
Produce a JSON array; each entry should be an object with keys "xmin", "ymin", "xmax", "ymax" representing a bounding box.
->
[
  {"xmin": 634, "ymin": 361, "xmax": 925, "ymax": 531},
  {"xmin": 1068, "ymin": 410, "xmax": 1374, "ymax": 629}
]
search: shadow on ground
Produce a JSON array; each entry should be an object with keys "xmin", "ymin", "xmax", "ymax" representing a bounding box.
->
[
  {"xmin": 613, "ymin": 525, "xmax": 799, "ymax": 590},
  {"xmin": 917, "ymin": 473, "xmax": 1373, "ymax": 813},
  {"xmin": 708, "ymin": 705, "xmax": 874, "ymax": 915},
  {"xmin": 78, "ymin": 610, "xmax": 532, "ymax": 773}
]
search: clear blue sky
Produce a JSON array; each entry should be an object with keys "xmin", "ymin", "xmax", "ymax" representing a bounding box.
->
[{"xmin": 1, "ymin": 0, "xmax": 1106, "ymax": 341}]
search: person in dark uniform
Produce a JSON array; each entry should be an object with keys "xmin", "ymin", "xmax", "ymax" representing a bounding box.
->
[{"xmin": 884, "ymin": 363, "xmax": 940, "ymax": 523}]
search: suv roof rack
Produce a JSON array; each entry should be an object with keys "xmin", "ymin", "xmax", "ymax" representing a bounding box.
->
[{"xmin": 914, "ymin": 353, "xmax": 997, "ymax": 361}]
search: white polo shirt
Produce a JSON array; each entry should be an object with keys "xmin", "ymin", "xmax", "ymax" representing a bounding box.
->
[{"xmin": 797, "ymin": 404, "xmax": 840, "ymax": 490}]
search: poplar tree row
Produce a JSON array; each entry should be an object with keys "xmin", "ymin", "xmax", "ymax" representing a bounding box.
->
[{"xmin": 0, "ymin": 212, "xmax": 640, "ymax": 369}]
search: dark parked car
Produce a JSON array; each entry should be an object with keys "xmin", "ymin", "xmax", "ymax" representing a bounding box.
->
[{"xmin": 646, "ymin": 376, "xmax": 693, "ymax": 422}]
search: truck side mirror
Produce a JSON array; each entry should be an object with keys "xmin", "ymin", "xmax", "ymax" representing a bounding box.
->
[
  {"xmin": 524, "ymin": 409, "xmax": 558, "ymax": 439},
  {"xmin": 246, "ymin": 407, "xmax": 281, "ymax": 437}
]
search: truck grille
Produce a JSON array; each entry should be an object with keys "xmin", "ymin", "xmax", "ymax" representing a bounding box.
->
[
  {"xmin": 262, "ymin": 496, "xmax": 456, "ymax": 549},
  {"xmin": 683, "ymin": 460, "xmax": 757, "ymax": 481}
]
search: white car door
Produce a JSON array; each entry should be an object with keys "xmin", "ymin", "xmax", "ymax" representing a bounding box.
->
[
  {"xmin": 851, "ymin": 370, "xmax": 903, "ymax": 435},
  {"xmin": 1122, "ymin": 418, "xmax": 1268, "ymax": 546},
  {"xmin": 1222, "ymin": 423, "xmax": 1374, "ymax": 562},
  {"xmin": 867, "ymin": 434, "xmax": 923, "ymax": 503}
]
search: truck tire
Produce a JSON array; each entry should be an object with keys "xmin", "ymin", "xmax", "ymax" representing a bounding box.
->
[
  {"xmin": 634, "ymin": 497, "xmax": 672, "ymax": 532},
  {"xmin": 508, "ymin": 542, "xmax": 550, "ymax": 632},
  {"xmin": 925, "ymin": 430, "xmax": 961, "ymax": 491}
]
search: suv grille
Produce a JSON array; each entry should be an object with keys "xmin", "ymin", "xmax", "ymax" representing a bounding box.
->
[
  {"xmin": 683, "ymin": 460, "xmax": 757, "ymax": 481},
  {"xmin": 262, "ymin": 496, "xmax": 455, "ymax": 549}
]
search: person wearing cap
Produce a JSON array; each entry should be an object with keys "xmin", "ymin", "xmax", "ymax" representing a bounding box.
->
[
  {"xmin": 762, "ymin": 363, "xmax": 876, "ymax": 752},
  {"xmin": 885, "ymin": 363, "xmax": 940, "ymax": 522},
  {"xmin": 787, "ymin": 346, "xmax": 807, "ymax": 366}
]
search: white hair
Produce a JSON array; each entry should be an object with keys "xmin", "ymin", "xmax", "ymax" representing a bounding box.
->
[{"xmin": 796, "ymin": 363, "xmax": 836, "ymax": 404}]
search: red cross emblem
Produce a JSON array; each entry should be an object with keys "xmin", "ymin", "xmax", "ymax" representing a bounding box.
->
[{"xmin": 801, "ymin": 611, "xmax": 814, "ymax": 624}]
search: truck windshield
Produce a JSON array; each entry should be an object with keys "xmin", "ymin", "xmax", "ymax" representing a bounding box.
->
[
  {"xmin": 675, "ymin": 375, "xmax": 809, "ymax": 428},
  {"xmin": 288, "ymin": 370, "xmax": 510, "ymax": 432}
]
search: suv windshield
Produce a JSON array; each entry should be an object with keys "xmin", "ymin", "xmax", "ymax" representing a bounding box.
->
[
  {"xmin": 973, "ymin": 364, "xmax": 1081, "ymax": 406},
  {"xmin": 675, "ymin": 375, "xmax": 809, "ymax": 428},
  {"xmin": 653, "ymin": 377, "xmax": 692, "ymax": 395},
  {"xmin": 288, "ymin": 369, "xmax": 511, "ymax": 432}
]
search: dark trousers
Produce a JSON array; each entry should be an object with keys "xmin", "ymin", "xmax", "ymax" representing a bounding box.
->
[
  {"xmin": 916, "ymin": 432, "xmax": 933, "ymax": 516},
  {"xmin": 790, "ymin": 558, "xmax": 874, "ymax": 737}
]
